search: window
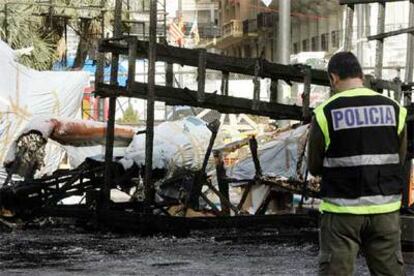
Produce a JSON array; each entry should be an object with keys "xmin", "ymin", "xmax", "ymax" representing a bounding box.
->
[
  {"xmin": 244, "ymin": 44, "xmax": 251, "ymax": 58},
  {"xmin": 331, "ymin": 30, "xmax": 340, "ymax": 48},
  {"xmin": 293, "ymin": 42, "xmax": 299, "ymax": 54},
  {"xmin": 302, "ymin": 39, "xmax": 309, "ymax": 51},
  {"xmin": 311, "ymin": 36, "xmax": 319, "ymax": 51},
  {"xmin": 321, "ymin": 33, "xmax": 329, "ymax": 51}
]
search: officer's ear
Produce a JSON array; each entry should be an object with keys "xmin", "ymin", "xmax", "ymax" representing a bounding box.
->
[{"xmin": 329, "ymin": 73, "xmax": 340, "ymax": 88}]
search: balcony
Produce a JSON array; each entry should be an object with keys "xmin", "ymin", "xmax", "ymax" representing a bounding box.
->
[
  {"xmin": 199, "ymin": 24, "xmax": 221, "ymax": 38},
  {"xmin": 257, "ymin": 12, "xmax": 274, "ymax": 29},
  {"xmin": 222, "ymin": 20, "xmax": 243, "ymax": 38},
  {"xmin": 243, "ymin": 19, "xmax": 258, "ymax": 35}
]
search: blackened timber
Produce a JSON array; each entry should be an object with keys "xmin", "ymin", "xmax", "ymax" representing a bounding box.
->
[
  {"xmin": 302, "ymin": 66, "xmax": 312, "ymax": 123},
  {"xmin": 205, "ymin": 180, "xmax": 240, "ymax": 214},
  {"xmin": 166, "ymin": 63, "xmax": 173, "ymax": 87},
  {"xmin": 98, "ymin": 39, "xmax": 404, "ymax": 92},
  {"xmin": 339, "ymin": 0, "xmax": 405, "ymax": 4},
  {"xmin": 95, "ymin": 51, "xmax": 104, "ymax": 84},
  {"xmin": 214, "ymin": 151, "xmax": 230, "ymax": 215},
  {"xmin": 343, "ymin": 4, "xmax": 354, "ymax": 51},
  {"xmin": 98, "ymin": 211, "xmax": 318, "ymax": 234},
  {"xmin": 95, "ymin": 82, "xmax": 304, "ymax": 120},
  {"xmin": 270, "ymin": 80, "xmax": 278, "ymax": 103},
  {"xmin": 144, "ymin": 0, "xmax": 157, "ymax": 206},
  {"xmin": 249, "ymin": 136, "xmax": 262, "ymax": 177},
  {"xmin": 237, "ymin": 183, "xmax": 253, "ymax": 210},
  {"xmin": 372, "ymin": 78, "xmax": 402, "ymax": 92},
  {"xmin": 375, "ymin": 1, "xmax": 385, "ymax": 79},
  {"xmin": 252, "ymin": 60, "xmax": 261, "ymax": 111},
  {"xmin": 127, "ymin": 38, "xmax": 137, "ymax": 90},
  {"xmin": 197, "ymin": 49, "xmax": 206, "ymax": 103},
  {"xmin": 221, "ymin": 72, "xmax": 229, "ymax": 96},
  {"xmin": 368, "ymin": 27, "xmax": 414, "ymax": 41},
  {"xmin": 98, "ymin": 40, "xmax": 331, "ymax": 86},
  {"xmin": 102, "ymin": 0, "xmax": 122, "ymax": 209}
]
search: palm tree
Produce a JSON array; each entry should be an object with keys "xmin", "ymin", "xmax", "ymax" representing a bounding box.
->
[
  {"xmin": 0, "ymin": 0, "xmax": 110, "ymax": 70},
  {"xmin": 1, "ymin": 1, "xmax": 57, "ymax": 70}
]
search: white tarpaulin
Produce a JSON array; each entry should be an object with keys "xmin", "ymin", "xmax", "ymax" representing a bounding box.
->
[
  {"xmin": 0, "ymin": 39, "xmax": 89, "ymax": 176},
  {"xmin": 227, "ymin": 125, "xmax": 310, "ymax": 183},
  {"xmin": 119, "ymin": 117, "xmax": 213, "ymax": 173}
]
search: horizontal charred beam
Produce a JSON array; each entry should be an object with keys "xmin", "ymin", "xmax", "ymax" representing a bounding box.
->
[
  {"xmin": 95, "ymin": 82, "xmax": 305, "ymax": 120},
  {"xmin": 368, "ymin": 27, "xmax": 414, "ymax": 41},
  {"xmin": 98, "ymin": 39, "xmax": 330, "ymax": 87},
  {"xmin": 339, "ymin": 0, "xmax": 405, "ymax": 4}
]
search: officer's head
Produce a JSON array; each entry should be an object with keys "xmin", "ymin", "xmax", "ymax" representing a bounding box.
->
[{"xmin": 327, "ymin": 52, "xmax": 364, "ymax": 92}]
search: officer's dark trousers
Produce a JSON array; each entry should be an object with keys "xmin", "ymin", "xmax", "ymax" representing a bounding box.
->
[{"xmin": 319, "ymin": 211, "xmax": 405, "ymax": 276}]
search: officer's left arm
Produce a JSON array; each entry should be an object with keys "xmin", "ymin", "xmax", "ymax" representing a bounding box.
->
[
  {"xmin": 308, "ymin": 118, "xmax": 325, "ymax": 176},
  {"xmin": 399, "ymin": 125, "xmax": 407, "ymax": 164}
]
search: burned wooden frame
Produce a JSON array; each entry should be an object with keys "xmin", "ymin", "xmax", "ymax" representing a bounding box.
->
[{"xmin": 94, "ymin": 34, "xmax": 411, "ymax": 209}]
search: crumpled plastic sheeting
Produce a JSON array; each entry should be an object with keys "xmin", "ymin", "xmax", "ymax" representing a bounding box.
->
[
  {"xmin": 227, "ymin": 125, "xmax": 309, "ymax": 185},
  {"xmin": 3, "ymin": 117, "xmax": 135, "ymax": 176},
  {"xmin": 0, "ymin": 39, "xmax": 89, "ymax": 176},
  {"xmin": 119, "ymin": 117, "xmax": 212, "ymax": 173}
]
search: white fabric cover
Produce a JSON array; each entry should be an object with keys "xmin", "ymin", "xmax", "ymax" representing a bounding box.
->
[
  {"xmin": 227, "ymin": 125, "xmax": 309, "ymax": 184},
  {"xmin": 119, "ymin": 116, "xmax": 212, "ymax": 172},
  {"xmin": 0, "ymin": 39, "xmax": 89, "ymax": 175}
]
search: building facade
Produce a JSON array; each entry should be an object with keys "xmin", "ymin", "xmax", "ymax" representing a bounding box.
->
[
  {"xmin": 208, "ymin": 0, "xmax": 411, "ymax": 81},
  {"xmin": 210, "ymin": 0, "xmax": 340, "ymax": 61}
]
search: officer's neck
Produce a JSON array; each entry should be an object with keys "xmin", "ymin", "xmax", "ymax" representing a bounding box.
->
[{"xmin": 334, "ymin": 78, "xmax": 364, "ymax": 93}]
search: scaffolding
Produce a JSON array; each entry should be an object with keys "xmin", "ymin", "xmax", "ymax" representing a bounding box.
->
[
  {"xmin": 89, "ymin": 0, "xmax": 414, "ymax": 231},
  {"xmin": 1, "ymin": 1, "xmax": 414, "ymax": 241}
]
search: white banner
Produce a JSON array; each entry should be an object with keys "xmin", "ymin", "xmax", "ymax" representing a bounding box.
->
[
  {"xmin": 261, "ymin": 0, "xmax": 273, "ymax": 7},
  {"xmin": 0, "ymin": 39, "xmax": 89, "ymax": 175}
]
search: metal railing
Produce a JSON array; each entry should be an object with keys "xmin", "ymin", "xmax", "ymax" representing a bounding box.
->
[
  {"xmin": 222, "ymin": 20, "xmax": 243, "ymax": 38},
  {"xmin": 243, "ymin": 19, "xmax": 258, "ymax": 34}
]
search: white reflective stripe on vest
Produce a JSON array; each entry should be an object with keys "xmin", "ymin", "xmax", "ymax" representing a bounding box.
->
[
  {"xmin": 323, "ymin": 153, "xmax": 400, "ymax": 168},
  {"xmin": 323, "ymin": 194, "xmax": 402, "ymax": 207}
]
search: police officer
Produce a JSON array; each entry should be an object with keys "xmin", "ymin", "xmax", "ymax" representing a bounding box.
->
[{"xmin": 308, "ymin": 52, "xmax": 407, "ymax": 276}]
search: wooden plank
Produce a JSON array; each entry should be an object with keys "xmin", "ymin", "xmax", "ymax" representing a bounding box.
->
[
  {"xmin": 213, "ymin": 150, "xmax": 230, "ymax": 215},
  {"xmin": 205, "ymin": 180, "xmax": 240, "ymax": 215},
  {"xmin": 144, "ymin": 0, "xmax": 157, "ymax": 206},
  {"xmin": 252, "ymin": 60, "xmax": 261, "ymax": 111},
  {"xmin": 197, "ymin": 49, "xmax": 206, "ymax": 103},
  {"xmin": 98, "ymin": 39, "xmax": 331, "ymax": 86},
  {"xmin": 166, "ymin": 63, "xmax": 173, "ymax": 87},
  {"xmin": 95, "ymin": 82, "xmax": 304, "ymax": 120},
  {"xmin": 98, "ymin": 39, "xmax": 405, "ymax": 93},
  {"xmin": 95, "ymin": 50, "xmax": 104, "ymax": 85},
  {"xmin": 221, "ymin": 71, "xmax": 229, "ymax": 96},
  {"xmin": 249, "ymin": 136, "xmax": 262, "ymax": 177},
  {"xmin": 394, "ymin": 78, "xmax": 403, "ymax": 103},
  {"xmin": 302, "ymin": 66, "xmax": 311, "ymax": 123},
  {"xmin": 103, "ymin": 0, "xmax": 122, "ymax": 209},
  {"xmin": 237, "ymin": 183, "xmax": 253, "ymax": 211},
  {"xmin": 127, "ymin": 38, "xmax": 137, "ymax": 90},
  {"xmin": 339, "ymin": 0, "xmax": 405, "ymax": 4},
  {"xmin": 343, "ymin": 4, "xmax": 354, "ymax": 51},
  {"xmin": 372, "ymin": 78, "xmax": 402, "ymax": 92},
  {"xmin": 368, "ymin": 27, "xmax": 414, "ymax": 41},
  {"xmin": 270, "ymin": 80, "xmax": 278, "ymax": 103}
]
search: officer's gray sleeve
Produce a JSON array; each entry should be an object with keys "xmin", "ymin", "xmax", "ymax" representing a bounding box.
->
[
  {"xmin": 399, "ymin": 125, "xmax": 407, "ymax": 164},
  {"xmin": 308, "ymin": 118, "xmax": 325, "ymax": 176}
]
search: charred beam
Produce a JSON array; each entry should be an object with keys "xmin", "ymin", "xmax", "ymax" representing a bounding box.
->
[
  {"xmin": 144, "ymin": 0, "xmax": 157, "ymax": 206},
  {"xmin": 339, "ymin": 0, "xmax": 405, "ymax": 4},
  {"xmin": 221, "ymin": 71, "xmax": 229, "ymax": 96},
  {"xmin": 368, "ymin": 27, "xmax": 414, "ymax": 41},
  {"xmin": 98, "ymin": 39, "xmax": 330, "ymax": 86},
  {"xmin": 95, "ymin": 82, "xmax": 305, "ymax": 120},
  {"xmin": 197, "ymin": 49, "xmax": 207, "ymax": 103}
]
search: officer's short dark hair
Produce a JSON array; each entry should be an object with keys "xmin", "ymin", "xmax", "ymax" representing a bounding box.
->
[{"xmin": 327, "ymin": 52, "xmax": 364, "ymax": 80}]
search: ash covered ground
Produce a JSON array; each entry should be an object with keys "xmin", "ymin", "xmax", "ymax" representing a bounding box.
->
[{"xmin": 0, "ymin": 227, "xmax": 413, "ymax": 276}]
